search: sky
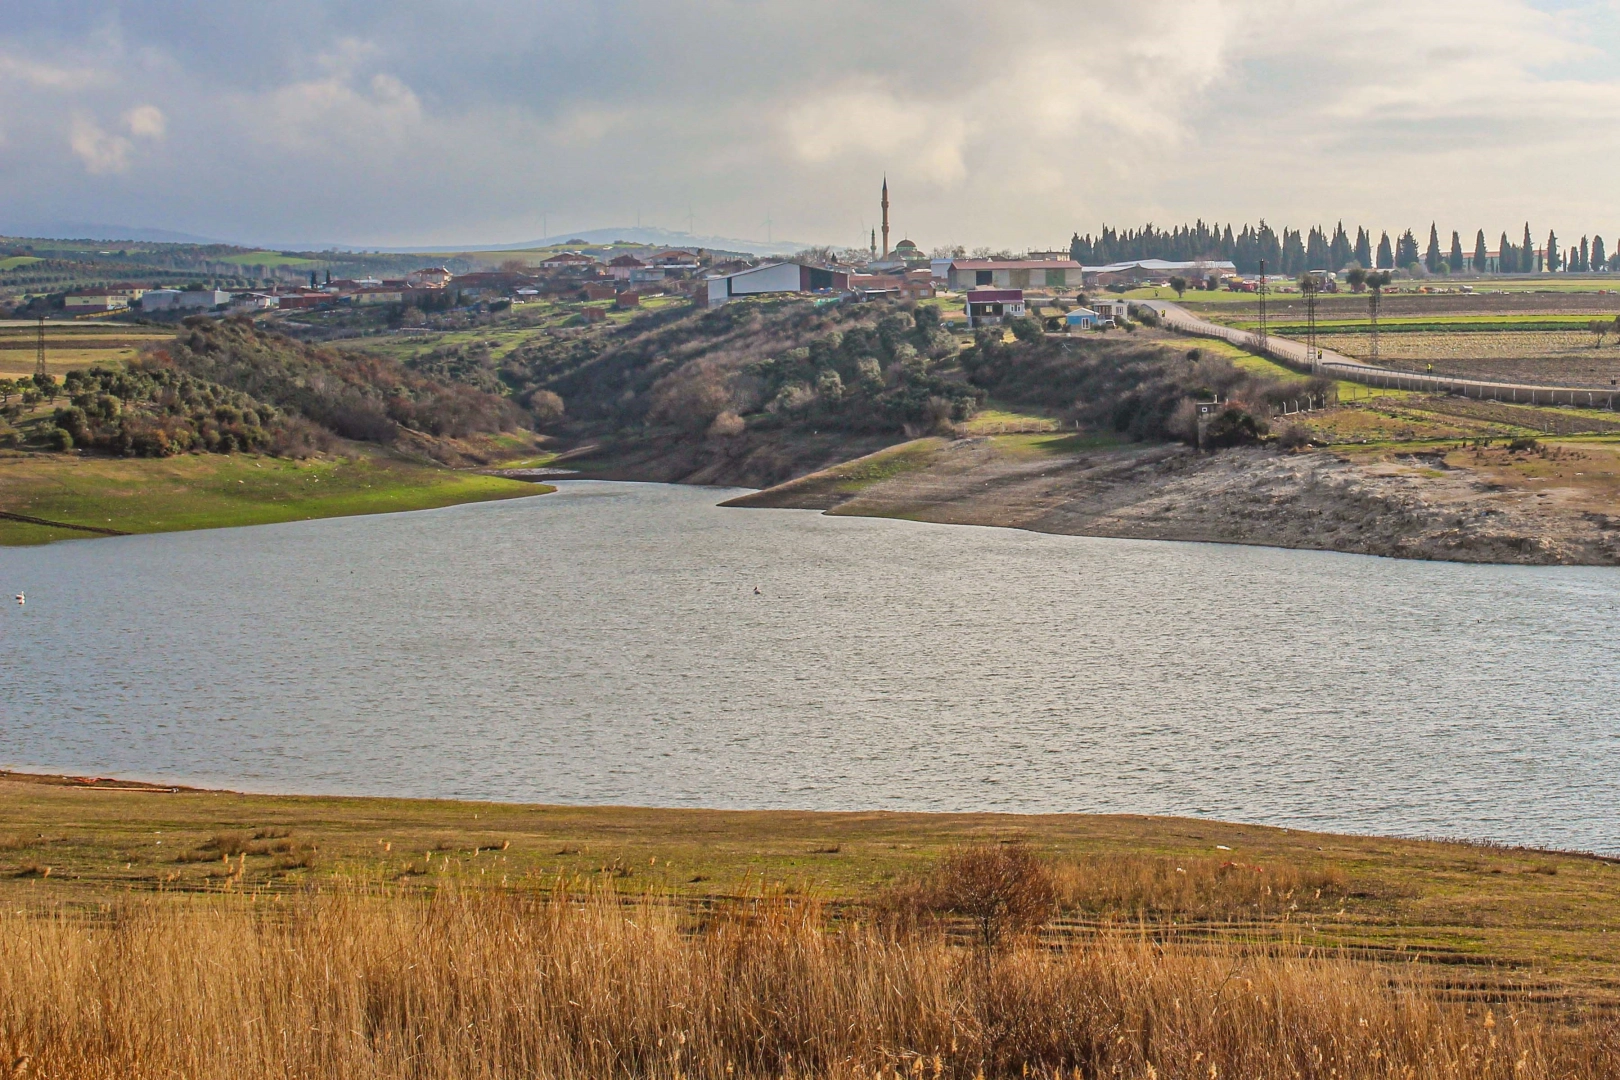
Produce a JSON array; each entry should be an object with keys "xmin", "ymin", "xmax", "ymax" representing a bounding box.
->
[{"xmin": 1, "ymin": 0, "xmax": 1617, "ymax": 252}]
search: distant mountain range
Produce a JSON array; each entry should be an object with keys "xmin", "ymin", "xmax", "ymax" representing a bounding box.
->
[
  {"xmin": 0, "ymin": 221, "xmax": 811, "ymax": 259},
  {"xmin": 0, "ymin": 221, "xmax": 234, "ymax": 245},
  {"xmin": 370, "ymin": 227, "xmax": 811, "ymax": 258}
]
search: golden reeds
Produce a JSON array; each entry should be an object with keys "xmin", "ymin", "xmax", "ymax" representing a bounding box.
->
[{"xmin": 0, "ymin": 882, "xmax": 1615, "ymax": 1079}]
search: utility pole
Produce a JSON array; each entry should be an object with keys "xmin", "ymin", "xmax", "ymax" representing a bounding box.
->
[
  {"xmin": 1256, "ymin": 258, "xmax": 1268, "ymax": 354},
  {"xmin": 1369, "ymin": 273, "xmax": 1383, "ymax": 361},
  {"xmin": 1302, "ymin": 271, "xmax": 1320, "ymax": 370},
  {"xmin": 35, "ymin": 315, "xmax": 46, "ymax": 381}
]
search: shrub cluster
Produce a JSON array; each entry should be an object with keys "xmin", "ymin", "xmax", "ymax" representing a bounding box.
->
[
  {"xmin": 963, "ymin": 335, "xmax": 1330, "ymax": 446},
  {"xmin": 50, "ymin": 364, "xmax": 309, "ymax": 457},
  {"xmin": 160, "ymin": 316, "xmax": 524, "ymax": 442},
  {"xmin": 507, "ymin": 299, "xmax": 980, "ymax": 437}
]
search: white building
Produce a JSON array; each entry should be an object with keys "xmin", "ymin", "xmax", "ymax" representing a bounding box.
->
[
  {"xmin": 704, "ymin": 262, "xmax": 850, "ymax": 306},
  {"xmin": 947, "ymin": 259, "xmax": 1081, "ymax": 290},
  {"xmin": 141, "ymin": 289, "xmax": 232, "ymax": 312},
  {"xmin": 1091, "ymin": 299, "xmax": 1129, "ymax": 323}
]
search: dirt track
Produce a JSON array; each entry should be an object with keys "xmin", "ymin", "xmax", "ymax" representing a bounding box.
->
[{"xmin": 725, "ymin": 436, "xmax": 1620, "ymax": 565}]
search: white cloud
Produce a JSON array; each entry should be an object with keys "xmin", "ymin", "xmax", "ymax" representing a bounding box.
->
[
  {"xmin": 0, "ymin": 52, "xmax": 100, "ymax": 91},
  {"xmin": 125, "ymin": 104, "xmax": 166, "ymax": 139},
  {"xmin": 69, "ymin": 113, "xmax": 133, "ymax": 174},
  {"xmin": 258, "ymin": 71, "xmax": 422, "ymax": 153}
]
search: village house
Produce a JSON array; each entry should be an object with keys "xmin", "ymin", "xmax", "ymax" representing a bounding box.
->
[
  {"xmin": 963, "ymin": 288, "xmax": 1025, "ymax": 328},
  {"xmin": 1091, "ymin": 299, "xmax": 1129, "ymax": 324},
  {"xmin": 846, "ymin": 270, "xmax": 936, "ymax": 302},
  {"xmin": 62, "ymin": 290, "xmax": 131, "ymax": 313},
  {"xmin": 607, "ymin": 254, "xmax": 645, "ymax": 280},
  {"xmin": 1064, "ymin": 307, "xmax": 1101, "ymax": 330},
  {"xmin": 405, "ymin": 267, "xmax": 453, "ymax": 288},
  {"xmin": 540, "ymin": 252, "xmax": 597, "ymax": 273}
]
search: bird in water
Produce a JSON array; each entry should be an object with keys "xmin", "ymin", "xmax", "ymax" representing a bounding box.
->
[
  {"xmin": 753, "ymin": 586, "xmax": 761, "ymax": 595},
  {"xmin": 13, "ymin": 593, "xmax": 22, "ymax": 606}
]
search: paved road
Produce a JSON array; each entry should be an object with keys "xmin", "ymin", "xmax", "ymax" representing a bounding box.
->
[{"xmin": 1137, "ymin": 299, "xmax": 1620, "ymax": 410}]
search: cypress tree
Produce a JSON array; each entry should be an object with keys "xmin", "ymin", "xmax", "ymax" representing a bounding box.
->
[
  {"xmin": 1354, "ymin": 227, "xmax": 1372, "ymax": 268},
  {"xmin": 1499, "ymin": 232, "xmax": 1516, "ymax": 274},
  {"xmin": 1522, "ymin": 224, "xmax": 1535, "ymax": 272},
  {"xmin": 1307, "ymin": 226, "xmax": 1329, "ymax": 270},
  {"xmin": 1425, "ymin": 223, "xmax": 1442, "ymax": 273},
  {"xmin": 1594, "ymin": 236, "xmax": 1607, "ymax": 272},
  {"xmin": 1474, "ymin": 230, "xmax": 1489, "ymax": 274},
  {"xmin": 1449, "ymin": 231, "xmax": 1465, "ymax": 274},
  {"xmin": 1546, "ymin": 230, "xmax": 1560, "ymax": 271},
  {"xmin": 1579, "ymin": 236, "xmax": 1590, "ymax": 273},
  {"xmin": 1376, "ymin": 231, "xmax": 1394, "ymax": 269},
  {"xmin": 1330, "ymin": 222, "xmax": 1352, "ymax": 269},
  {"xmin": 1397, "ymin": 229, "xmax": 1420, "ymax": 269}
]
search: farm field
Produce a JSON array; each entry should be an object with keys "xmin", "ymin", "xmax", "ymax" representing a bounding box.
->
[{"xmin": 0, "ymin": 324, "xmax": 170, "ymax": 378}]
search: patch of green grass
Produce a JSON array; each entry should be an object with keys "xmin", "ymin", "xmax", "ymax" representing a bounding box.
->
[
  {"xmin": 210, "ymin": 251, "xmax": 328, "ymax": 269},
  {"xmin": 0, "ymin": 451, "xmax": 545, "ymax": 545},
  {"xmin": 990, "ymin": 431, "xmax": 1123, "ymax": 456},
  {"xmin": 831, "ymin": 439, "xmax": 943, "ymax": 492},
  {"xmin": 0, "ymin": 256, "xmax": 42, "ymax": 270}
]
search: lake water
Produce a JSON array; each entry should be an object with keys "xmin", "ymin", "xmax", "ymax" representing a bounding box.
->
[{"xmin": 3, "ymin": 481, "xmax": 1618, "ymax": 853}]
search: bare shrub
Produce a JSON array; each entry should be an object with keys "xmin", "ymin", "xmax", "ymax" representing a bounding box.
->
[
  {"xmin": 647, "ymin": 359, "xmax": 731, "ymax": 431},
  {"xmin": 1277, "ymin": 422, "xmax": 1312, "ymax": 449},
  {"xmin": 924, "ymin": 844, "xmax": 1057, "ymax": 949},
  {"xmin": 525, "ymin": 389, "xmax": 565, "ymax": 425},
  {"xmin": 706, "ymin": 410, "xmax": 746, "ymax": 438}
]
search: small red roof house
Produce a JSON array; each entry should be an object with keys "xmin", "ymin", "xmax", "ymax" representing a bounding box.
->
[
  {"xmin": 542, "ymin": 252, "xmax": 596, "ymax": 269},
  {"xmin": 608, "ymin": 254, "xmax": 646, "ymax": 280},
  {"xmin": 614, "ymin": 291, "xmax": 641, "ymax": 308},
  {"xmin": 581, "ymin": 305, "xmax": 609, "ymax": 323},
  {"xmin": 964, "ymin": 288, "xmax": 1025, "ymax": 328}
]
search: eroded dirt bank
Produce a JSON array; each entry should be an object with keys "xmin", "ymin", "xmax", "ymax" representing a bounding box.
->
[{"xmin": 724, "ymin": 435, "xmax": 1620, "ymax": 565}]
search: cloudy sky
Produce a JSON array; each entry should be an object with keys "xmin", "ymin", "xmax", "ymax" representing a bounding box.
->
[{"xmin": 1, "ymin": 0, "xmax": 1616, "ymax": 251}]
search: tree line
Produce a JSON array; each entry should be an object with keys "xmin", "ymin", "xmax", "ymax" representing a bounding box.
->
[{"xmin": 1068, "ymin": 220, "xmax": 1619, "ymax": 276}]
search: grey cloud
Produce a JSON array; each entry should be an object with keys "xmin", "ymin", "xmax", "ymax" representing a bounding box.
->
[{"xmin": 0, "ymin": 0, "xmax": 1616, "ymax": 249}]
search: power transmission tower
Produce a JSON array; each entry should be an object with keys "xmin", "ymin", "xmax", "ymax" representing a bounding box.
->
[
  {"xmin": 35, "ymin": 315, "xmax": 46, "ymax": 381},
  {"xmin": 1255, "ymin": 259, "xmax": 1268, "ymax": 353}
]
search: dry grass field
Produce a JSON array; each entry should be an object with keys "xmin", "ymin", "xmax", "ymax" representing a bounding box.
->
[
  {"xmin": 0, "ymin": 324, "xmax": 170, "ymax": 379},
  {"xmin": 4, "ymin": 881, "xmax": 1618, "ymax": 1080},
  {"xmin": 4, "ymin": 772, "xmax": 1620, "ymax": 1080}
]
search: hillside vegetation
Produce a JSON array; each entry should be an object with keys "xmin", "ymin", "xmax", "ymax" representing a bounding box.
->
[
  {"xmin": 158, "ymin": 316, "xmax": 524, "ymax": 445},
  {"xmin": 962, "ymin": 324, "xmax": 1332, "ymax": 447}
]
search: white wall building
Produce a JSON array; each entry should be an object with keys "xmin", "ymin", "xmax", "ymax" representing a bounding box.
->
[
  {"xmin": 141, "ymin": 289, "xmax": 232, "ymax": 312},
  {"xmin": 704, "ymin": 262, "xmax": 850, "ymax": 306}
]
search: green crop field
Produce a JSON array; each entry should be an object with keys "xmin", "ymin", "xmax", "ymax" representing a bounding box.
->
[{"xmin": 212, "ymin": 251, "xmax": 331, "ymax": 269}]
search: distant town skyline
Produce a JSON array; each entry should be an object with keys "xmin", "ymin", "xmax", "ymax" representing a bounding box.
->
[{"xmin": 1, "ymin": 1, "xmax": 1617, "ymax": 251}]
